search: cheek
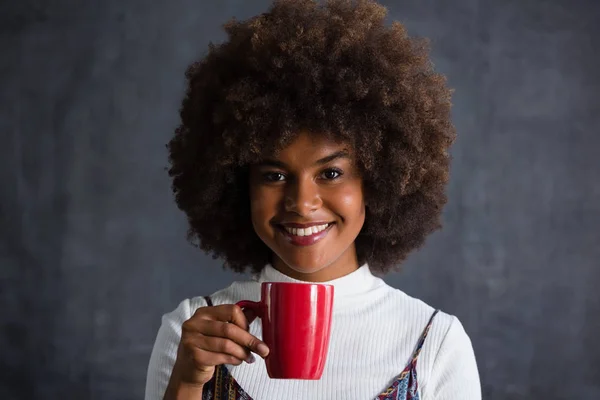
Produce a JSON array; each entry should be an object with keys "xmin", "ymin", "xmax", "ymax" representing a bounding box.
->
[
  {"xmin": 331, "ymin": 182, "xmax": 365, "ymax": 221},
  {"xmin": 250, "ymin": 188, "xmax": 279, "ymax": 226}
]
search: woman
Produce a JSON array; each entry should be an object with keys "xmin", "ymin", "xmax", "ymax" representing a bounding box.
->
[{"xmin": 146, "ymin": 0, "xmax": 481, "ymax": 399}]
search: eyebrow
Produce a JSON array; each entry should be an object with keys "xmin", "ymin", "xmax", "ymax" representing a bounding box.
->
[{"xmin": 258, "ymin": 150, "xmax": 351, "ymax": 169}]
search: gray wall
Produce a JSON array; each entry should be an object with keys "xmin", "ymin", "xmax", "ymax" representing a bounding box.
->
[{"xmin": 1, "ymin": 0, "xmax": 599, "ymax": 399}]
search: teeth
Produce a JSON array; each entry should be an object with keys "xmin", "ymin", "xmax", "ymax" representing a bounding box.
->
[{"xmin": 284, "ymin": 224, "xmax": 330, "ymax": 236}]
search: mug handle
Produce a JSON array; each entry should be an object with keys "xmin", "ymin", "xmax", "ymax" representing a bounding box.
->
[{"xmin": 236, "ymin": 300, "xmax": 262, "ymax": 325}]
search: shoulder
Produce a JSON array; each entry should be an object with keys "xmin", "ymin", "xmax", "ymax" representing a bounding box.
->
[
  {"xmin": 420, "ymin": 309, "xmax": 481, "ymax": 397},
  {"xmin": 378, "ymin": 285, "xmax": 456, "ymax": 336},
  {"xmin": 378, "ymin": 286, "xmax": 473, "ymax": 363},
  {"xmin": 383, "ymin": 289, "xmax": 480, "ymax": 397},
  {"xmin": 364, "ymin": 283, "xmax": 463, "ymax": 357},
  {"xmin": 389, "ymin": 286, "xmax": 469, "ymax": 345}
]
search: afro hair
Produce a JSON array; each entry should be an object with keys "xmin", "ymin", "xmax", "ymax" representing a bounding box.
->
[{"xmin": 168, "ymin": 0, "xmax": 456, "ymax": 275}]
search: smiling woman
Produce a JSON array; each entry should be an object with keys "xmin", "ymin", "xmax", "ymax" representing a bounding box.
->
[
  {"xmin": 249, "ymin": 133, "xmax": 366, "ymax": 281},
  {"xmin": 146, "ymin": 1, "xmax": 481, "ymax": 399}
]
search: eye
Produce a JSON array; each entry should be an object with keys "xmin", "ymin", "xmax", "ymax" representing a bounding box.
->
[
  {"xmin": 321, "ymin": 168, "xmax": 342, "ymax": 180},
  {"xmin": 262, "ymin": 172, "xmax": 286, "ymax": 182}
]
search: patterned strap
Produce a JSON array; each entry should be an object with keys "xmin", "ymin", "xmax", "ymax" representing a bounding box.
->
[
  {"xmin": 410, "ymin": 309, "xmax": 439, "ymax": 363},
  {"xmin": 376, "ymin": 309, "xmax": 440, "ymax": 399},
  {"xmin": 202, "ymin": 365, "xmax": 253, "ymax": 400}
]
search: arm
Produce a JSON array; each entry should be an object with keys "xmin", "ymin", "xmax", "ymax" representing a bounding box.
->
[
  {"xmin": 145, "ymin": 299, "xmax": 194, "ymax": 400},
  {"xmin": 424, "ymin": 316, "xmax": 481, "ymax": 399}
]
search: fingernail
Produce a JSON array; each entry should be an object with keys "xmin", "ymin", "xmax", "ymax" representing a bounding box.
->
[
  {"xmin": 245, "ymin": 354, "xmax": 256, "ymax": 364},
  {"xmin": 257, "ymin": 343, "xmax": 269, "ymax": 357}
]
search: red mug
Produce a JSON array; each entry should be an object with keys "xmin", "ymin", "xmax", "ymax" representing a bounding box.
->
[{"xmin": 236, "ymin": 282, "xmax": 334, "ymax": 380}]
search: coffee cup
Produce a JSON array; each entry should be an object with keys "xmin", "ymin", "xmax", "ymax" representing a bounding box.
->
[{"xmin": 237, "ymin": 282, "xmax": 334, "ymax": 380}]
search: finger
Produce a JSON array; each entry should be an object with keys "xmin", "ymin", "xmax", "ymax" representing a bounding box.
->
[
  {"xmin": 190, "ymin": 347, "xmax": 245, "ymax": 368},
  {"xmin": 200, "ymin": 320, "xmax": 270, "ymax": 358},
  {"xmin": 215, "ymin": 304, "xmax": 250, "ymax": 330},
  {"xmin": 192, "ymin": 305, "xmax": 249, "ymax": 331},
  {"xmin": 199, "ymin": 335, "xmax": 254, "ymax": 363},
  {"xmin": 187, "ymin": 305, "xmax": 270, "ymax": 358}
]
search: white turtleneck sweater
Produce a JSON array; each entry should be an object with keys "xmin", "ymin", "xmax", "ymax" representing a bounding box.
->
[{"xmin": 145, "ymin": 265, "xmax": 481, "ymax": 400}]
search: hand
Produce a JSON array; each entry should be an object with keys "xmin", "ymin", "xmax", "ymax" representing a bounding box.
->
[{"xmin": 171, "ymin": 304, "xmax": 270, "ymax": 389}]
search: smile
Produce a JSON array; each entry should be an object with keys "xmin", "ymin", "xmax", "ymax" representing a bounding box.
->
[{"xmin": 276, "ymin": 223, "xmax": 334, "ymax": 246}]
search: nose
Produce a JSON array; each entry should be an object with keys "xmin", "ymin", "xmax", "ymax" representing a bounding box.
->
[{"xmin": 284, "ymin": 177, "xmax": 322, "ymax": 215}]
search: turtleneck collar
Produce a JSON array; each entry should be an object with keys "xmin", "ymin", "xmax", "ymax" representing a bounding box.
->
[{"xmin": 256, "ymin": 263, "xmax": 383, "ymax": 299}]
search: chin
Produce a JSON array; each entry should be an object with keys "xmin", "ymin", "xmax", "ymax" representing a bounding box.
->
[{"xmin": 277, "ymin": 253, "xmax": 333, "ymax": 274}]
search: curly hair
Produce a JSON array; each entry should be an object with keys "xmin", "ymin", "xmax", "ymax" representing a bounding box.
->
[{"xmin": 168, "ymin": 0, "xmax": 455, "ymax": 275}]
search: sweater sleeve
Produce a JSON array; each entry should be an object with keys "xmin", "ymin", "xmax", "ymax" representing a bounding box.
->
[
  {"xmin": 423, "ymin": 316, "xmax": 481, "ymax": 400},
  {"xmin": 144, "ymin": 299, "xmax": 193, "ymax": 400}
]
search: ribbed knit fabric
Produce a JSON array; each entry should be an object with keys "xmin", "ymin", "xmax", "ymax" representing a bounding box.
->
[{"xmin": 145, "ymin": 265, "xmax": 481, "ymax": 400}]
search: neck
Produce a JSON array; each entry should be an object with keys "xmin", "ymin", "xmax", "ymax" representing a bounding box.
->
[{"xmin": 271, "ymin": 246, "xmax": 360, "ymax": 282}]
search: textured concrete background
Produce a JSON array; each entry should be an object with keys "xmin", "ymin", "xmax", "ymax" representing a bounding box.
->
[{"xmin": 1, "ymin": 0, "xmax": 599, "ymax": 399}]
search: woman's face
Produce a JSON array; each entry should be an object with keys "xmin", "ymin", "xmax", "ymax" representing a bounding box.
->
[{"xmin": 249, "ymin": 132, "xmax": 365, "ymax": 282}]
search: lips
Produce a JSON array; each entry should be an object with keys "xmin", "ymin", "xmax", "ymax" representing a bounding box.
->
[
  {"xmin": 279, "ymin": 222, "xmax": 332, "ymax": 228},
  {"xmin": 275, "ymin": 222, "xmax": 334, "ymax": 247}
]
